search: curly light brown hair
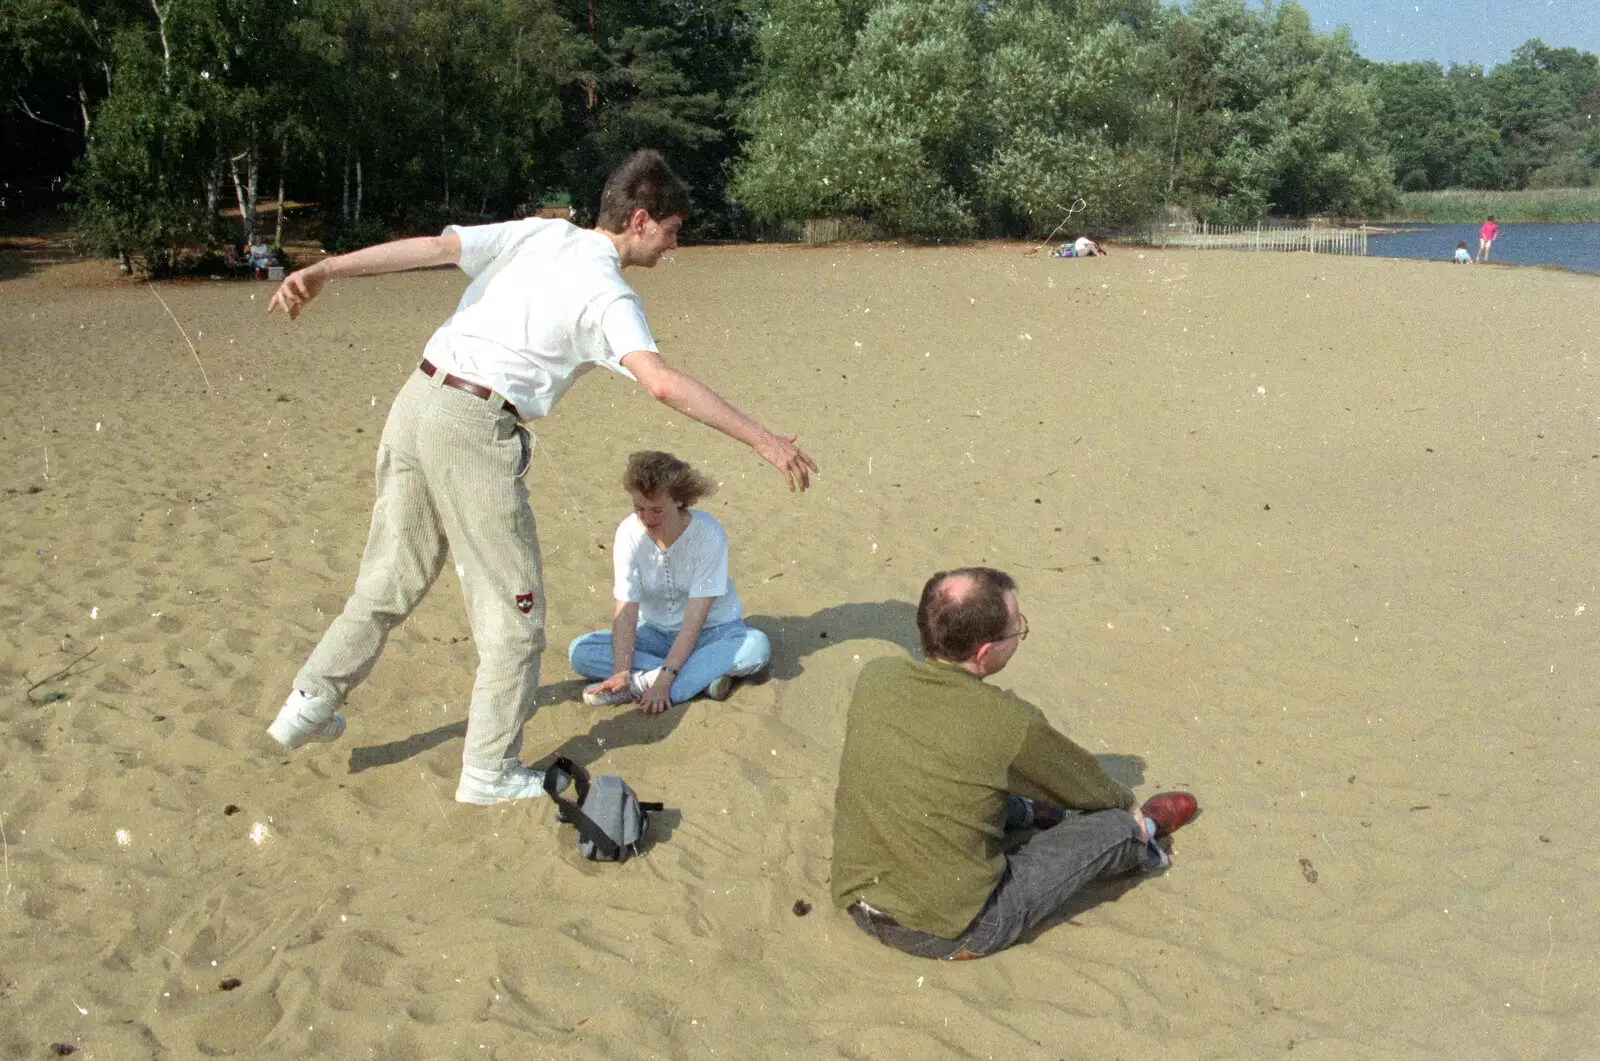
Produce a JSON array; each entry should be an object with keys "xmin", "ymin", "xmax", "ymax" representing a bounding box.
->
[{"xmin": 624, "ymin": 451, "xmax": 717, "ymax": 508}]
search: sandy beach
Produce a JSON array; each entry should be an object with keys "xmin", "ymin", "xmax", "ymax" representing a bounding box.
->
[{"xmin": 2, "ymin": 239, "xmax": 1597, "ymax": 1060}]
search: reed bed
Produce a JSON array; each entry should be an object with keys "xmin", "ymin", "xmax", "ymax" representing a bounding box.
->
[{"xmin": 1386, "ymin": 187, "xmax": 1600, "ymax": 223}]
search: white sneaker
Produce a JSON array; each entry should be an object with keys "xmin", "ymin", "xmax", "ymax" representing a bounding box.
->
[
  {"xmin": 267, "ymin": 690, "xmax": 345, "ymax": 749},
  {"xmin": 583, "ymin": 680, "xmax": 639, "ymax": 707},
  {"xmin": 454, "ymin": 764, "xmax": 569, "ymax": 805},
  {"xmin": 705, "ymin": 675, "xmax": 735, "ymax": 701}
]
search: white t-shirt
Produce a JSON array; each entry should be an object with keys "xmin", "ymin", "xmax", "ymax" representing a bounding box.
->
[
  {"xmin": 422, "ymin": 218, "xmax": 657, "ymax": 419},
  {"xmin": 612, "ymin": 510, "xmax": 743, "ymax": 630}
]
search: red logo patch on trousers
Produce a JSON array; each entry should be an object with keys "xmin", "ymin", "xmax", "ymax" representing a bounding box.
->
[{"xmin": 515, "ymin": 593, "xmax": 536, "ymax": 615}]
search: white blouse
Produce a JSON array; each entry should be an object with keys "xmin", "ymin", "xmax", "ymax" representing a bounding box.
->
[{"xmin": 612, "ymin": 510, "xmax": 743, "ymax": 629}]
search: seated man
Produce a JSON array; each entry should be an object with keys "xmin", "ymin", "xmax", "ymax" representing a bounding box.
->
[{"xmin": 831, "ymin": 567, "xmax": 1197, "ymax": 960}]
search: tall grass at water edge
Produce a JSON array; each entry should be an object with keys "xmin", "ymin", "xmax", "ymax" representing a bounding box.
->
[{"xmin": 1384, "ymin": 188, "xmax": 1600, "ymax": 223}]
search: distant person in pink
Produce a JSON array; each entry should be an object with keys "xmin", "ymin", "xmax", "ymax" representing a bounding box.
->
[{"xmin": 1476, "ymin": 216, "xmax": 1499, "ymax": 263}]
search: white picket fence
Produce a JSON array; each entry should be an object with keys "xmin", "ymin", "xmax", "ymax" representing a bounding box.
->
[{"xmin": 1147, "ymin": 221, "xmax": 1368, "ymax": 256}]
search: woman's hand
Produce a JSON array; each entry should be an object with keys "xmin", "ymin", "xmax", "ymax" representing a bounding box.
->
[
  {"xmin": 591, "ymin": 671, "xmax": 632, "ymax": 695},
  {"xmin": 638, "ymin": 674, "xmax": 674, "ymax": 714}
]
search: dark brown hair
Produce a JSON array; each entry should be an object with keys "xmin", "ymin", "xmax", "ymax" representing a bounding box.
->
[
  {"xmin": 596, "ymin": 150, "xmax": 692, "ymax": 232},
  {"xmin": 624, "ymin": 451, "xmax": 716, "ymax": 508},
  {"xmin": 916, "ymin": 567, "xmax": 1017, "ymax": 662}
]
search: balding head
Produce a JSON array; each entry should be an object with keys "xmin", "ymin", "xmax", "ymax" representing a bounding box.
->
[{"xmin": 917, "ymin": 567, "xmax": 1017, "ymax": 663}]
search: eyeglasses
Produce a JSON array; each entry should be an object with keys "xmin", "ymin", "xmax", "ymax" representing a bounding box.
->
[{"xmin": 996, "ymin": 614, "xmax": 1029, "ymax": 643}]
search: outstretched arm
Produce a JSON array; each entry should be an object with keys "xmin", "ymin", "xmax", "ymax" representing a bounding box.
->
[
  {"xmin": 620, "ymin": 349, "xmax": 818, "ymax": 491},
  {"xmin": 587, "ymin": 600, "xmax": 641, "ymax": 697},
  {"xmin": 267, "ymin": 231, "xmax": 463, "ymax": 319}
]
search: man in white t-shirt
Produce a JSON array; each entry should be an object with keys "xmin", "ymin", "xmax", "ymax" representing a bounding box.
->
[{"xmin": 263, "ymin": 150, "xmax": 817, "ymax": 806}]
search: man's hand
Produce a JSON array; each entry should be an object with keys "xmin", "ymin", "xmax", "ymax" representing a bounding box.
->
[
  {"xmin": 756, "ymin": 433, "xmax": 818, "ymax": 492},
  {"xmin": 266, "ymin": 233, "xmax": 461, "ymax": 321},
  {"xmin": 638, "ymin": 675, "xmax": 673, "ymax": 714},
  {"xmin": 267, "ymin": 263, "xmax": 328, "ymax": 320},
  {"xmin": 621, "ymin": 349, "xmax": 821, "ymax": 492}
]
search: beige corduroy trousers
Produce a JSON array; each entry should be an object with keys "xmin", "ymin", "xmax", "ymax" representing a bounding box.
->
[{"xmin": 295, "ymin": 368, "xmax": 545, "ymax": 771}]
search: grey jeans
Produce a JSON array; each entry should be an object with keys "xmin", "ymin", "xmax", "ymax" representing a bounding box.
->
[
  {"xmin": 848, "ymin": 808, "xmax": 1150, "ymax": 960},
  {"xmin": 295, "ymin": 368, "xmax": 546, "ymax": 771}
]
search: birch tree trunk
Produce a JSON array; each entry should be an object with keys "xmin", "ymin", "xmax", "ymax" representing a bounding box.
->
[
  {"xmin": 77, "ymin": 78, "xmax": 93, "ymax": 151},
  {"xmin": 229, "ymin": 145, "xmax": 259, "ymax": 242},
  {"xmin": 150, "ymin": 0, "xmax": 171, "ymax": 86},
  {"xmin": 205, "ymin": 157, "xmax": 223, "ymax": 224},
  {"xmin": 274, "ymin": 131, "xmax": 288, "ymax": 247},
  {"xmin": 246, "ymin": 147, "xmax": 259, "ymax": 242}
]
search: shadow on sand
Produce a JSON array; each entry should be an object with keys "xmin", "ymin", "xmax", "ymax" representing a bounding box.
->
[{"xmin": 745, "ymin": 599, "xmax": 920, "ymax": 680}]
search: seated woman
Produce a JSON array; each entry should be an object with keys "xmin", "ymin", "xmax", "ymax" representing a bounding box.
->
[
  {"xmin": 570, "ymin": 450, "xmax": 771, "ymax": 713},
  {"xmin": 248, "ymin": 238, "xmax": 277, "ymax": 278}
]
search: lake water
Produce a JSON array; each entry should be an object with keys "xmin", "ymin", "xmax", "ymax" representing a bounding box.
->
[{"xmin": 1366, "ymin": 222, "xmax": 1600, "ymax": 276}]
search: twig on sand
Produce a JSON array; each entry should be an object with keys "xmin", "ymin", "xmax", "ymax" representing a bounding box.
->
[
  {"xmin": 25, "ymin": 645, "xmax": 100, "ymax": 700},
  {"xmin": 1538, "ymin": 915, "xmax": 1554, "ymax": 1002},
  {"xmin": 147, "ymin": 281, "xmax": 213, "ymax": 392},
  {"xmin": 1011, "ymin": 560, "xmax": 1107, "ymax": 573},
  {"xmin": 419, "ymin": 771, "xmax": 450, "ymax": 824}
]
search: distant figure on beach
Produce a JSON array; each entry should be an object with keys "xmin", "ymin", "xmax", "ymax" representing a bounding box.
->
[
  {"xmin": 831, "ymin": 567, "xmax": 1198, "ymax": 959},
  {"xmin": 248, "ymin": 238, "xmax": 275, "ymax": 273},
  {"xmin": 1048, "ymin": 236, "xmax": 1105, "ymax": 259},
  {"xmin": 1454, "ymin": 240, "xmax": 1472, "ymax": 264},
  {"xmin": 569, "ymin": 451, "xmax": 771, "ymax": 713},
  {"xmin": 262, "ymin": 149, "xmax": 816, "ymax": 806},
  {"xmin": 1477, "ymin": 216, "xmax": 1499, "ymax": 262}
]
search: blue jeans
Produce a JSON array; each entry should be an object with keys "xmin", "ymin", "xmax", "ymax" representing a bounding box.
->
[{"xmin": 567, "ymin": 620, "xmax": 771, "ymax": 703}]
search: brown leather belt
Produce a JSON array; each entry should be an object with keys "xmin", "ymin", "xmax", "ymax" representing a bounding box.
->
[{"xmin": 420, "ymin": 359, "xmax": 519, "ymax": 418}]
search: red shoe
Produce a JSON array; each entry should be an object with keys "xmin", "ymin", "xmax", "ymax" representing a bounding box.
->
[{"xmin": 1141, "ymin": 792, "xmax": 1199, "ymax": 838}]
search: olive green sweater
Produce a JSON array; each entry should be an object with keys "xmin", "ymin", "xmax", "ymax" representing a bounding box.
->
[{"xmin": 830, "ymin": 655, "xmax": 1134, "ymax": 938}]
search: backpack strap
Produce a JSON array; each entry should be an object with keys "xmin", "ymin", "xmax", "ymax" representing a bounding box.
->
[
  {"xmin": 544, "ymin": 756, "xmax": 624, "ymax": 860},
  {"xmin": 544, "ymin": 756, "xmax": 589, "ymax": 808}
]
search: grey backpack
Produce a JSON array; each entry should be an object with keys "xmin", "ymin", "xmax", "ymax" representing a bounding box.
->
[{"xmin": 543, "ymin": 757, "xmax": 663, "ymax": 862}]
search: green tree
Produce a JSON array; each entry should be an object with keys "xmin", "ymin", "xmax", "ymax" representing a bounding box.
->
[
  {"xmin": 1484, "ymin": 40, "xmax": 1600, "ymax": 187},
  {"xmin": 1367, "ymin": 61, "xmax": 1464, "ymax": 190},
  {"xmin": 1157, "ymin": 0, "xmax": 1394, "ymax": 222},
  {"xmin": 70, "ymin": 1, "xmax": 235, "ymax": 272},
  {"xmin": 733, "ymin": 0, "xmax": 986, "ymax": 236},
  {"xmin": 977, "ymin": 1, "xmax": 1163, "ymax": 233}
]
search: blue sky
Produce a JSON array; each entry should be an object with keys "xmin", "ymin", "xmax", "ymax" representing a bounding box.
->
[{"xmin": 1291, "ymin": 0, "xmax": 1600, "ymax": 68}]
